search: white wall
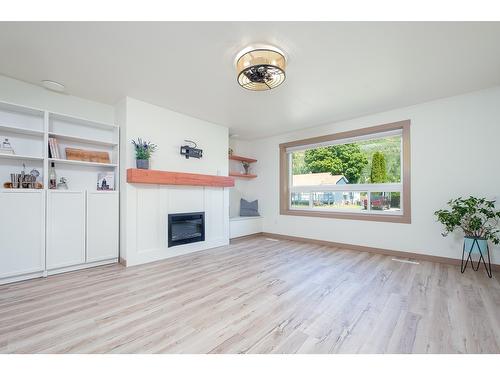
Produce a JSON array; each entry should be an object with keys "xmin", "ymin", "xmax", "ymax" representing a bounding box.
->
[
  {"xmin": 117, "ymin": 97, "xmax": 230, "ymax": 266},
  {"xmin": 0, "ymin": 75, "xmax": 114, "ymax": 124},
  {"xmin": 247, "ymin": 87, "xmax": 500, "ymax": 265}
]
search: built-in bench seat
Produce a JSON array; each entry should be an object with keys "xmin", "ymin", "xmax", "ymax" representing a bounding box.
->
[{"xmin": 229, "ymin": 216, "xmax": 263, "ymax": 239}]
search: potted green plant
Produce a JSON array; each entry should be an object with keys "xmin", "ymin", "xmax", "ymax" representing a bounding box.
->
[
  {"xmin": 132, "ymin": 138, "xmax": 157, "ymax": 169},
  {"xmin": 434, "ymin": 196, "xmax": 500, "ymax": 276}
]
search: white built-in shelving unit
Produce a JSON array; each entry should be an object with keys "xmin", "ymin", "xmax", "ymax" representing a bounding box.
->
[
  {"xmin": 0, "ymin": 100, "xmax": 120, "ymax": 285},
  {"xmin": 0, "ymin": 101, "xmax": 120, "ymax": 192},
  {"xmin": 47, "ymin": 110, "xmax": 119, "ymax": 192}
]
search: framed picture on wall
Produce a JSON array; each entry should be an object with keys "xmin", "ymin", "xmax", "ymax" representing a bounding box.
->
[{"xmin": 97, "ymin": 172, "xmax": 115, "ymax": 191}]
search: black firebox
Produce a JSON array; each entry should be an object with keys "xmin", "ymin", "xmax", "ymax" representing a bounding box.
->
[{"xmin": 168, "ymin": 212, "xmax": 205, "ymax": 248}]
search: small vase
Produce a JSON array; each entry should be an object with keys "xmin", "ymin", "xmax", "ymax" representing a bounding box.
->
[{"xmin": 136, "ymin": 159, "xmax": 150, "ymax": 169}]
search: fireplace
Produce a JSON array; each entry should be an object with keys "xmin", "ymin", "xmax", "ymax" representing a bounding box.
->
[{"xmin": 168, "ymin": 212, "xmax": 205, "ymax": 247}]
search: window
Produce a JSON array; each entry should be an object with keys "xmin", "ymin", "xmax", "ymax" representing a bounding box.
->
[{"xmin": 279, "ymin": 120, "xmax": 411, "ymax": 223}]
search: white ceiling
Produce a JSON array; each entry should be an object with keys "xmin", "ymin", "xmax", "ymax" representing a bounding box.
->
[{"xmin": 0, "ymin": 22, "xmax": 499, "ymax": 139}]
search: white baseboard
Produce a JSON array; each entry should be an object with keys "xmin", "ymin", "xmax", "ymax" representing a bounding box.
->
[
  {"xmin": 47, "ymin": 258, "xmax": 118, "ymax": 276},
  {"xmin": 0, "ymin": 270, "xmax": 45, "ymax": 285}
]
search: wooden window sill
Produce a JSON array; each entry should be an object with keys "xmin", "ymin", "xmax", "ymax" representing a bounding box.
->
[{"xmin": 280, "ymin": 208, "xmax": 411, "ymax": 224}]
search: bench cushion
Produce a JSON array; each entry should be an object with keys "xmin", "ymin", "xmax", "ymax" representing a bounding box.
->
[{"xmin": 240, "ymin": 198, "xmax": 259, "ymax": 217}]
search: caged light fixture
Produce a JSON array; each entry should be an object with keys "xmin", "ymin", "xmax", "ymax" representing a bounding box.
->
[{"xmin": 235, "ymin": 45, "xmax": 287, "ymax": 91}]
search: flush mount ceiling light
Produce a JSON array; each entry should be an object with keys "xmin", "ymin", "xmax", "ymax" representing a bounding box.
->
[
  {"xmin": 236, "ymin": 46, "xmax": 286, "ymax": 91},
  {"xmin": 41, "ymin": 80, "xmax": 65, "ymax": 92}
]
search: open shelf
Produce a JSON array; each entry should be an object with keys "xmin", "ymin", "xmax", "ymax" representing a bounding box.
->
[
  {"xmin": 0, "ymin": 99, "xmax": 119, "ymax": 194},
  {"xmin": 49, "ymin": 158, "xmax": 117, "ymax": 168},
  {"xmin": 229, "ymin": 172, "xmax": 257, "ymax": 179},
  {"xmin": 49, "ymin": 132, "xmax": 118, "ymax": 147},
  {"xmin": 0, "ymin": 153, "xmax": 44, "ymax": 161},
  {"xmin": 0, "ymin": 124, "xmax": 45, "ymax": 136},
  {"xmin": 50, "ymin": 112, "xmax": 117, "ymax": 130},
  {"xmin": 229, "ymin": 155, "xmax": 257, "ymax": 163}
]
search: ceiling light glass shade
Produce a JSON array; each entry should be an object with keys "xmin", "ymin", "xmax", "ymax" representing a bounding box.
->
[{"xmin": 236, "ymin": 48, "xmax": 286, "ymax": 91}]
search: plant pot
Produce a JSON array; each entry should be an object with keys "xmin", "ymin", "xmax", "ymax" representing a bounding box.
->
[
  {"xmin": 136, "ymin": 159, "xmax": 150, "ymax": 169},
  {"xmin": 461, "ymin": 235, "xmax": 492, "ymax": 278},
  {"xmin": 464, "ymin": 236, "xmax": 488, "ymax": 256}
]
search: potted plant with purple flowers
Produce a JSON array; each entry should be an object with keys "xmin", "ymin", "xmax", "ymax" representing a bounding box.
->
[{"xmin": 132, "ymin": 138, "xmax": 157, "ymax": 169}]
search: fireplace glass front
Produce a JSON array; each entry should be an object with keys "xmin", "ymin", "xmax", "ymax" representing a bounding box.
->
[{"xmin": 168, "ymin": 212, "xmax": 205, "ymax": 247}]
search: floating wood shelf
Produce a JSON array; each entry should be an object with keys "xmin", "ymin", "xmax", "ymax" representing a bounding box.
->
[
  {"xmin": 229, "ymin": 172, "xmax": 257, "ymax": 179},
  {"xmin": 127, "ymin": 169, "xmax": 235, "ymax": 187},
  {"xmin": 229, "ymin": 155, "xmax": 257, "ymax": 163}
]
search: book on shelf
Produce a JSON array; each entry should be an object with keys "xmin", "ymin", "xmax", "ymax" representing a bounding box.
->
[
  {"xmin": 54, "ymin": 138, "xmax": 60, "ymax": 158},
  {"xmin": 48, "ymin": 138, "xmax": 61, "ymax": 159},
  {"xmin": 48, "ymin": 138, "xmax": 54, "ymax": 158}
]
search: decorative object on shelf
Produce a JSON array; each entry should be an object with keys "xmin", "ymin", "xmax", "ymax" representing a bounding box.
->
[
  {"xmin": 3, "ymin": 177, "xmax": 42, "ymax": 189},
  {"xmin": 434, "ymin": 196, "xmax": 500, "ymax": 278},
  {"xmin": 242, "ymin": 161, "xmax": 250, "ymax": 175},
  {"xmin": 132, "ymin": 138, "xmax": 157, "ymax": 169},
  {"xmin": 49, "ymin": 162, "xmax": 57, "ymax": 189},
  {"xmin": 65, "ymin": 148, "xmax": 110, "ymax": 164},
  {"xmin": 9, "ymin": 173, "xmax": 20, "ymax": 188},
  {"xmin": 30, "ymin": 168, "xmax": 40, "ymax": 179},
  {"xmin": 180, "ymin": 140, "xmax": 203, "ymax": 159},
  {"xmin": 228, "ymin": 147, "xmax": 234, "ymax": 157},
  {"xmin": 57, "ymin": 177, "xmax": 69, "ymax": 190},
  {"xmin": 235, "ymin": 45, "xmax": 287, "ymax": 91},
  {"xmin": 97, "ymin": 172, "xmax": 115, "ymax": 191},
  {"xmin": 29, "ymin": 168, "xmax": 41, "ymax": 189},
  {"xmin": 0, "ymin": 137, "xmax": 15, "ymax": 155},
  {"xmin": 9, "ymin": 172, "xmax": 36, "ymax": 189}
]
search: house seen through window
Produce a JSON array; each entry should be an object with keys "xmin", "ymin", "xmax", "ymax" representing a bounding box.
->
[{"xmin": 280, "ymin": 121, "xmax": 410, "ymax": 222}]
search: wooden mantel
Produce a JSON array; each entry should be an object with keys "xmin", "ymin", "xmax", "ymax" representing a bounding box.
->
[{"xmin": 127, "ymin": 168, "xmax": 235, "ymax": 187}]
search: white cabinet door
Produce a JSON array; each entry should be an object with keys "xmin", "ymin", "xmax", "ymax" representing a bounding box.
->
[
  {"xmin": 0, "ymin": 190, "xmax": 45, "ymax": 279},
  {"xmin": 47, "ymin": 191, "xmax": 86, "ymax": 270},
  {"xmin": 86, "ymin": 192, "xmax": 119, "ymax": 262}
]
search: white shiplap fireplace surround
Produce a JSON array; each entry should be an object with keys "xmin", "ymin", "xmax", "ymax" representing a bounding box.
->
[
  {"xmin": 117, "ymin": 97, "xmax": 231, "ymax": 267},
  {"xmin": 122, "ymin": 184, "xmax": 229, "ymax": 266}
]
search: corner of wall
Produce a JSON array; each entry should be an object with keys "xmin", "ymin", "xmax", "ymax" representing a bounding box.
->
[{"xmin": 114, "ymin": 98, "xmax": 129, "ymax": 262}]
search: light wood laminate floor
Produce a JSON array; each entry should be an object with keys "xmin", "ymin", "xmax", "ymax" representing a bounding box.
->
[{"xmin": 1, "ymin": 236, "xmax": 499, "ymax": 353}]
